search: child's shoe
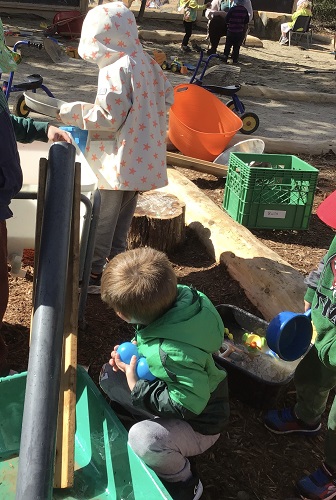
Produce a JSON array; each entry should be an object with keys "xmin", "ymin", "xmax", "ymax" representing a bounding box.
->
[
  {"xmin": 87, "ymin": 272, "xmax": 102, "ymax": 294},
  {"xmin": 181, "ymin": 44, "xmax": 192, "ymax": 52},
  {"xmin": 296, "ymin": 462, "xmax": 336, "ymax": 500},
  {"xmin": 279, "ymin": 36, "xmax": 288, "ymax": 45},
  {"xmin": 162, "ymin": 474, "xmax": 203, "ymax": 500},
  {"xmin": 264, "ymin": 408, "xmax": 321, "ymax": 435}
]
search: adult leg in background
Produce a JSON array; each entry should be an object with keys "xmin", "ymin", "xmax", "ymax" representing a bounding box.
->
[
  {"xmin": 90, "ymin": 190, "xmax": 138, "ymax": 275},
  {"xmin": 208, "ymin": 16, "xmax": 227, "ymax": 53}
]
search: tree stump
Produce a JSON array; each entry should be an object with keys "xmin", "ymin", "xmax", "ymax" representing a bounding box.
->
[
  {"xmin": 254, "ymin": 11, "xmax": 291, "ymax": 40},
  {"xmin": 127, "ymin": 192, "xmax": 186, "ymax": 253}
]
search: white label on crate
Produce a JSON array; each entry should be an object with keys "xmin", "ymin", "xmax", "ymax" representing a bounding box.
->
[{"xmin": 263, "ymin": 210, "xmax": 287, "ymax": 219}]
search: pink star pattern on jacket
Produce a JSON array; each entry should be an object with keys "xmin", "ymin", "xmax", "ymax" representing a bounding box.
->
[{"xmin": 59, "ymin": 1, "xmax": 173, "ymax": 192}]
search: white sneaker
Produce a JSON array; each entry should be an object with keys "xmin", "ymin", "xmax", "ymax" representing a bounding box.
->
[{"xmin": 279, "ymin": 37, "xmax": 288, "ymax": 45}]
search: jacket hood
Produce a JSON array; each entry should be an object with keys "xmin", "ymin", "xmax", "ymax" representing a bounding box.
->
[
  {"xmin": 138, "ymin": 285, "xmax": 224, "ymax": 353},
  {"xmin": 78, "ymin": 2, "xmax": 141, "ymax": 68}
]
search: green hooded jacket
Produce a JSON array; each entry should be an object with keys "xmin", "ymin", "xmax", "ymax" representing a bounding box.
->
[
  {"xmin": 304, "ymin": 235, "xmax": 336, "ymax": 369},
  {"xmin": 131, "ymin": 285, "xmax": 229, "ymax": 435}
]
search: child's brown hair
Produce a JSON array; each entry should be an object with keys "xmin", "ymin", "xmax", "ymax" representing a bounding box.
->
[{"xmin": 101, "ymin": 247, "xmax": 178, "ymax": 325}]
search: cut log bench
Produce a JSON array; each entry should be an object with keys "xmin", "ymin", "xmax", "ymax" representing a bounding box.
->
[{"xmin": 127, "ymin": 191, "xmax": 186, "ymax": 253}]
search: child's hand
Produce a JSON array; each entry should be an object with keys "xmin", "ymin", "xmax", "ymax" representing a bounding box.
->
[
  {"xmin": 114, "ymin": 353, "xmax": 139, "ymax": 391},
  {"xmin": 304, "ymin": 300, "xmax": 311, "ymax": 312},
  {"xmin": 47, "ymin": 125, "xmax": 71, "ymax": 143},
  {"xmin": 109, "ymin": 344, "xmax": 120, "ymax": 371}
]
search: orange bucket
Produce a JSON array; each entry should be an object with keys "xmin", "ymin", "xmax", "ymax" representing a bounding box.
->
[{"xmin": 168, "ymin": 84, "xmax": 243, "ymax": 161}]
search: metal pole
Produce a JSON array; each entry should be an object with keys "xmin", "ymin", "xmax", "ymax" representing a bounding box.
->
[{"xmin": 15, "ymin": 142, "xmax": 76, "ymax": 500}]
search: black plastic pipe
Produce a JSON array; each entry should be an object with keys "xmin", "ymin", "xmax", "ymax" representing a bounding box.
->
[{"xmin": 15, "ymin": 142, "xmax": 77, "ymax": 500}]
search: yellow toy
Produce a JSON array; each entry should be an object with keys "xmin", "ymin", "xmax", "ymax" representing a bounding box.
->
[{"xmin": 242, "ymin": 332, "xmax": 266, "ymax": 352}]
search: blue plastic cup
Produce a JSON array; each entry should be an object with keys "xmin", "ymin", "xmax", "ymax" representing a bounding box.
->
[
  {"xmin": 60, "ymin": 126, "xmax": 88, "ymax": 153},
  {"xmin": 266, "ymin": 309, "xmax": 312, "ymax": 361}
]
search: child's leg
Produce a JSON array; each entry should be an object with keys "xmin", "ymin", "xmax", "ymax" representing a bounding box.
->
[
  {"xmin": 295, "ymin": 346, "xmax": 336, "ymax": 469},
  {"xmin": 325, "ymin": 394, "xmax": 336, "ymax": 469},
  {"xmin": 99, "ymin": 362, "xmax": 154, "ymax": 420},
  {"xmin": 182, "ymin": 20, "xmax": 193, "ymax": 47},
  {"xmin": 231, "ymin": 33, "xmax": 245, "ymax": 63},
  {"xmin": 128, "ymin": 417, "xmax": 220, "ymax": 482},
  {"xmin": 108, "ymin": 192, "xmax": 138, "ymax": 260},
  {"xmin": 223, "ymin": 33, "xmax": 233, "ymax": 59},
  {"xmin": 91, "ymin": 190, "xmax": 137, "ymax": 275},
  {"xmin": 294, "ymin": 346, "xmax": 336, "ymax": 425}
]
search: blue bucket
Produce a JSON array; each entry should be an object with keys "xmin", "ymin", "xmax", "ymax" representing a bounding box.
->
[
  {"xmin": 266, "ymin": 309, "xmax": 312, "ymax": 361},
  {"xmin": 60, "ymin": 126, "xmax": 88, "ymax": 153}
]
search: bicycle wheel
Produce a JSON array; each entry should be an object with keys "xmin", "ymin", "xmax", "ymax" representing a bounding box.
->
[
  {"xmin": 240, "ymin": 112, "xmax": 259, "ymax": 135},
  {"xmin": 13, "ymin": 94, "xmax": 30, "ymax": 118}
]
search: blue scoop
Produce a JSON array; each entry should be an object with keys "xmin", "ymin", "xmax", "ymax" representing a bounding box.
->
[{"xmin": 266, "ymin": 309, "xmax": 312, "ymax": 361}]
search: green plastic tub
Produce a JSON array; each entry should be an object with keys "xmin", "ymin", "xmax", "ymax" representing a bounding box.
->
[{"xmin": 0, "ymin": 366, "xmax": 171, "ymax": 499}]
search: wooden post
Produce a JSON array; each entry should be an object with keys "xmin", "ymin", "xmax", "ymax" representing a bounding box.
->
[
  {"xmin": 127, "ymin": 191, "xmax": 186, "ymax": 253},
  {"xmin": 53, "ymin": 163, "xmax": 81, "ymax": 488},
  {"xmin": 166, "ymin": 152, "xmax": 228, "ymax": 177}
]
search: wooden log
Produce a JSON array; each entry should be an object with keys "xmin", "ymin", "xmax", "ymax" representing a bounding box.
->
[
  {"xmin": 159, "ymin": 168, "xmax": 306, "ymax": 321},
  {"xmin": 127, "ymin": 191, "xmax": 186, "ymax": 253},
  {"xmin": 167, "ymin": 152, "xmax": 228, "ymax": 177}
]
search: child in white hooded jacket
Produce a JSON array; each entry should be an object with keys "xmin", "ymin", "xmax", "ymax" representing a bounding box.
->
[{"xmin": 59, "ymin": 2, "xmax": 174, "ymax": 293}]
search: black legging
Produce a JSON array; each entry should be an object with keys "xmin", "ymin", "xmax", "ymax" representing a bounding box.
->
[
  {"xmin": 182, "ymin": 20, "xmax": 194, "ymax": 46},
  {"xmin": 208, "ymin": 16, "xmax": 227, "ymax": 52}
]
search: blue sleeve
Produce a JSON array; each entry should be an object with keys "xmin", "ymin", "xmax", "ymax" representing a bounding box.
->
[{"xmin": 0, "ymin": 110, "xmax": 23, "ymax": 220}]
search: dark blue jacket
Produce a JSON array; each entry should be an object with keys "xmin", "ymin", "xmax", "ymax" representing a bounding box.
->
[{"xmin": 0, "ymin": 89, "xmax": 48, "ymax": 220}]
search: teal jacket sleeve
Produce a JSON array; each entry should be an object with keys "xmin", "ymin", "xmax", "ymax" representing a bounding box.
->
[{"xmin": 11, "ymin": 115, "xmax": 49, "ymax": 143}]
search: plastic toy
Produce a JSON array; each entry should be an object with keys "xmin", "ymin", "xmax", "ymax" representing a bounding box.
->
[
  {"xmin": 117, "ymin": 342, "xmax": 139, "ymax": 364},
  {"xmin": 266, "ymin": 309, "xmax": 312, "ymax": 361},
  {"xmin": 190, "ymin": 50, "xmax": 260, "ymax": 135},
  {"xmin": 1, "ymin": 40, "xmax": 55, "ymax": 117},
  {"xmin": 117, "ymin": 342, "xmax": 156, "ymax": 380},
  {"xmin": 242, "ymin": 332, "xmax": 266, "ymax": 352},
  {"xmin": 136, "ymin": 357, "xmax": 156, "ymax": 381}
]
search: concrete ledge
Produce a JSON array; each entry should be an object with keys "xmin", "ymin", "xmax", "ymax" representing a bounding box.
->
[{"xmin": 239, "ymin": 84, "xmax": 336, "ymax": 104}]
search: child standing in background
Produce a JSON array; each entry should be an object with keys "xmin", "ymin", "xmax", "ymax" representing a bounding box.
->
[
  {"xmin": 179, "ymin": 0, "xmax": 211, "ymax": 52},
  {"xmin": 58, "ymin": 2, "xmax": 174, "ymax": 294},
  {"xmin": 222, "ymin": 0, "xmax": 249, "ymax": 63}
]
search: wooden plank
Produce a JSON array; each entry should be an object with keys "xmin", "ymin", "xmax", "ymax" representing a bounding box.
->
[
  {"xmin": 53, "ymin": 163, "xmax": 81, "ymax": 488},
  {"xmin": 166, "ymin": 151, "xmax": 228, "ymax": 178}
]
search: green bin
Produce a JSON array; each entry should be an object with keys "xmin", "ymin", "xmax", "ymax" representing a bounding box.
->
[
  {"xmin": 223, "ymin": 153, "xmax": 319, "ymax": 230},
  {"xmin": 0, "ymin": 366, "xmax": 171, "ymax": 499}
]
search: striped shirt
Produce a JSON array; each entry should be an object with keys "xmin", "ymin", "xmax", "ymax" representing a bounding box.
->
[{"xmin": 225, "ymin": 5, "xmax": 249, "ymax": 33}]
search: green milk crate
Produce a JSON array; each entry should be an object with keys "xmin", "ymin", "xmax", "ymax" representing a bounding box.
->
[{"xmin": 223, "ymin": 153, "xmax": 319, "ymax": 230}]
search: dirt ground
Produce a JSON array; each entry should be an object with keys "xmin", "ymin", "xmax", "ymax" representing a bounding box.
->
[{"xmin": 1, "ymin": 4, "xmax": 336, "ymax": 500}]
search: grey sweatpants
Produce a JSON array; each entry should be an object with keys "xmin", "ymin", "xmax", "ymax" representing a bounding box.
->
[
  {"xmin": 99, "ymin": 363, "xmax": 221, "ymax": 483},
  {"xmin": 91, "ymin": 190, "xmax": 138, "ymax": 275}
]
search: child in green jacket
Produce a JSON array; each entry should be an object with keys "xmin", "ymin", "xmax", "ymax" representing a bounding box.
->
[
  {"xmin": 264, "ymin": 190, "xmax": 336, "ymax": 500},
  {"xmin": 99, "ymin": 246, "xmax": 229, "ymax": 500}
]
